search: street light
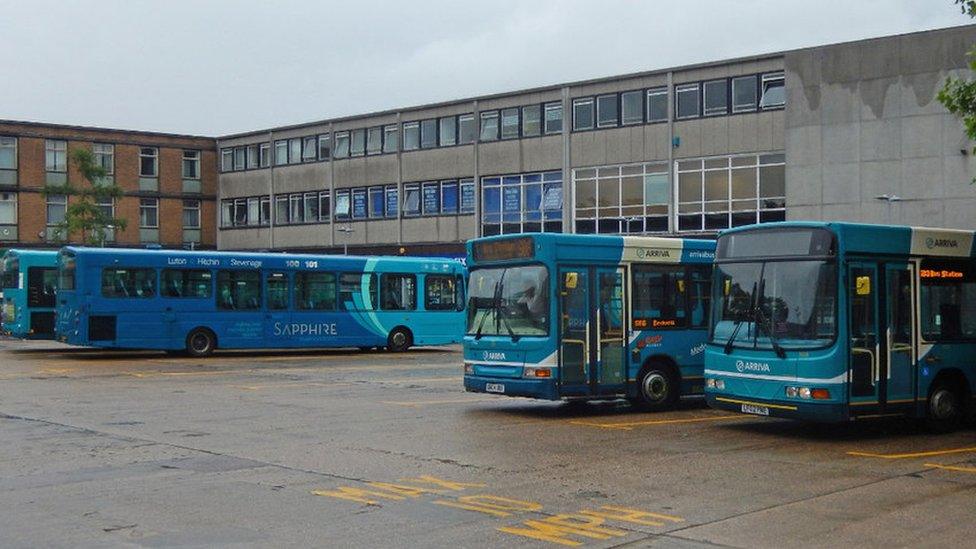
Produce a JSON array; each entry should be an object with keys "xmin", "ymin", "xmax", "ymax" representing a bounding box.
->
[
  {"xmin": 336, "ymin": 226, "xmax": 354, "ymax": 255},
  {"xmin": 874, "ymin": 194, "xmax": 901, "ymax": 224}
]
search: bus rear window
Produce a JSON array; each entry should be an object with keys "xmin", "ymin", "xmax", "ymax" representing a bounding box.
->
[
  {"xmin": 920, "ymin": 259, "xmax": 976, "ymax": 341},
  {"xmin": 59, "ymin": 255, "xmax": 75, "ymax": 291},
  {"xmin": 27, "ymin": 267, "xmax": 57, "ymax": 308},
  {"xmin": 102, "ymin": 268, "xmax": 157, "ymax": 298}
]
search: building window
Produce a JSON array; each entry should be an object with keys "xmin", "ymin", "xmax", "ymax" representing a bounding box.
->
[
  {"xmin": 46, "ymin": 194, "xmax": 67, "ymax": 226},
  {"xmin": 352, "ymin": 188, "xmax": 367, "ymax": 219},
  {"xmin": 95, "ymin": 196, "xmax": 114, "ymax": 227},
  {"xmin": 441, "ymin": 180, "xmax": 459, "ymax": 214},
  {"xmin": 233, "ymin": 147, "xmax": 245, "ymax": 171},
  {"xmin": 182, "ymin": 150, "xmax": 200, "ymax": 179},
  {"xmin": 302, "ymin": 136, "xmax": 317, "ymax": 161},
  {"xmin": 275, "ymin": 195, "xmax": 288, "ymax": 224},
  {"xmin": 544, "ymin": 102, "xmax": 563, "ymax": 134},
  {"xmin": 0, "ymin": 192, "xmax": 17, "ymax": 224},
  {"xmin": 500, "ymin": 108, "xmax": 520, "ymax": 139},
  {"xmin": 46, "ymin": 140, "xmax": 67, "ymax": 172},
  {"xmin": 572, "ymin": 98, "xmax": 594, "ymax": 131},
  {"xmin": 319, "ymin": 191, "xmax": 332, "ymax": 223},
  {"xmin": 289, "ymin": 193, "xmax": 303, "ymax": 223},
  {"xmin": 234, "ymin": 199, "xmax": 247, "ymax": 227},
  {"xmin": 439, "ymin": 116, "xmax": 457, "ymax": 146},
  {"xmin": 275, "ymin": 140, "xmax": 288, "ymax": 165},
  {"xmin": 675, "ymin": 84, "xmax": 700, "ymax": 119},
  {"xmin": 247, "ymin": 198, "xmax": 260, "ymax": 227},
  {"xmin": 732, "ymin": 75, "xmax": 758, "ymax": 113},
  {"xmin": 369, "ymin": 186, "xmax": 385, "ymax": 218},
  {"xmin": 385, "ymin": 185, "xmax": 398, "ymax": 218},
  {"xmin": 458, "ymin": 114, "xmax": 476, "ymax": 144},
  {"xmin": 522, "ymin": 105, "xmax": 541, "ymax": 137},
  {"xmin": 760, "ymin": 72, "xmax": 785, "ymax": 109},
  {"xmin": 479, "ymin": 111, "xmax": 499, "ymax": 141},
  {"xmin": 403, "ymin": 183, "xmax": 421, "ymax": 217},
  {"xmin": 621, "ymin": 91, "xmax": 643, "ymax": 125},
  {"xmin": 0, "ymin": 136, "xmax": 16, "ymax": 170},
  {"xmin": 573, "ymin": 162, "xmax": 670, "ymax": 235},
  {"xmin": 334, "ymin": 189, "xmax": 350, "ymax": 220},
  {"xmin": 334, "ymin": 131, "xmax": 350, "ymax": 158},
  {"xmin": 221, "ymin": 148, "xmax": 233, "ymax": 171},
  {"xmin": 460, "ymin": 178, "xmax": 475, "ymax": 214},
  {"xmin": 420, "ymin": 119, "xmax": 438, "ymax": 149},
  {"xmin": 646, "ymin": 88, "xmax": 667, "ymax": 122},
  {"xmin": 93, "ymin": 143, "xmax": 114, "ymax": 175},
  {"xmin": 318, "ymin": 134, "xmax": 331, "ymax": 160},
  {"xmin": 183, "ymin": 199, "xmax": 200, "ymax": 228},
  {"xmin": 136, "ymin": 147, "xmax": 157, "ymax": 177},
  {"xmin": 367, "ymin": 126, "xmax": 383, "ymax": 155},
  {"xmin": 676, "ymin": 153, "xmax": 785, "ymax": 232},
  {"xmin": 481, "ymin": 171, "xmax": 562, "ymax": 236},
  {"xmin": 383, "ymin": 125, "xmax": 398, "ymax": 153},
  {"xmin": 402, "ymin": 122, "xmax": 420, "ymax": 151},
  {"xmin": 596, "ymin": 94, "xmax": 618, "ymax": 128},
  {"xmin": 252, "ymin": 143, "xmax": 266, "ymax": 168},
  {"xmin": 260, "ymin": 196, "xmax": 271, "ymax": 225},
  {"xmin": 139, "ymin": 198, "xmax": 159, "ymax": 228},
  {"xmin": 351, "ymin": 129, "xmax": 366, "ymax": 156},
  {"xmin": 421, "ymin": 181, "xmax": 440, "ymax": 215},
  {"xmin": 246, "ymin": 144, "xmax": 259, "ymax": 169},
  {"xmin": 703, "ymin": 79, "xmax": 729, "ymax": 116},
  {"xmin": 288, "ymin": 138, "xmax": 302, "ymax": 164}
]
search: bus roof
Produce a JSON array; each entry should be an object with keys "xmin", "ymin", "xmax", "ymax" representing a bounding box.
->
[
  {"xmin": 467, "ymin": 233, "xmax": 715, "ymax": 264},
  {"xmin": 1, "ymin": 249, "xmax": 59, "ymax": 261},
  {"xmin": 719, "ymin": 222, "xmax": 976, "ymax": 258}
]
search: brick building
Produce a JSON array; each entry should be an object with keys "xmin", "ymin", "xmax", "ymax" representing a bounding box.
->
[{"xmin": 0, "ymin": 120, "xmax": 217, "ymax": 249}]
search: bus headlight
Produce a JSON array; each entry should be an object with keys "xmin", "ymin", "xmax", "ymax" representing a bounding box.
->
[
  {"xmin": 523, "ymin": 367, "xmax": 551, "ymax": 379},
  {"xmin": 705, "ymin": 378, "xmax": 725, "ymax": 390},
  {"xmin": 464, "ymin": 363, "xmax": 474, "ymax": 375},
  {"xmin": 786, "ymin": 386, "xmax": 831, "ymax": 400}
]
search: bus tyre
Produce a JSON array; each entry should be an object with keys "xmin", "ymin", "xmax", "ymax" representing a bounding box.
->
[
  {"xmin": 926, "ymin": 381, "xmax": 963, "ymax": 432},
  {"xmin": 630, "ymin": 362, "xmax": 679, "ymax": 412},
  {"xmin": 387, "ymin": 327, "xmax": 412, "ymax": 352},
  {"xmin": 186, "ymin": 328, "xmax": 216, "ymax": 358}
]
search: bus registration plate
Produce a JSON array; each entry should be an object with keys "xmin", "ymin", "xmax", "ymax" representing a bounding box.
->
[
  {"xmin": 741, "ymin": 404, "xmax": 769, "ymax": 416},
  {"xmin": 485, "ymin": 383, "xmax": 505, "ymax": 394}
]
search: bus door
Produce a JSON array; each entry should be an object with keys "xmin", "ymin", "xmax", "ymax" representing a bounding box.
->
[
  {"xmin": 884, "ymin": 263, "xmax": 916, "ymax": 407},
  {"xmin": 558, "ymin": 267, "xmax": 627, "ymax": 396},
  {"xmin": 848, "ymin": 262, "xmax": 881, "ymax": 412}
]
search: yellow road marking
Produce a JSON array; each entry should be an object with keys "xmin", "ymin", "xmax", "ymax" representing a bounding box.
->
[
  {"xmin": 924, "ymin": 463, "xmax": 976, "ymax": 474},
  {"xmin": 847, "ymin": 446, "xmax": 976, "ymax": 460},
  {"xmin": 569, "ymin": 415, "xmax": 744, "ymax": 431}
]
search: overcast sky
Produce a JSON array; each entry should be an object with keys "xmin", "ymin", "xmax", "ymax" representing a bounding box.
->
[{"xmin": 0, "ymin": 0, "xmax": 970, "ymax": 136}]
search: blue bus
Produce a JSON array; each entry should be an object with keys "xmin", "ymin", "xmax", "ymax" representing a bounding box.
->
[
  {"xmin": 55, "ymin": 247, "xmax": 466, "ymax": 356},
  {"xmin": 1, "ymin": 249, "xmax": 59, "ymax": 339},
  {"xmin": 705, "ymin": 222, "xmax": 976, "ymax": 429},
  {"xmin": 463, "ymin": 233, "xmax": 716, "ymax": 409}
]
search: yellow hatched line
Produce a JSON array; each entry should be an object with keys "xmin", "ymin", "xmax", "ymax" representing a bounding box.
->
[
  {"xmin": 569, "ymin": 415, "xmax": 743, "ymax": 431},
  {"xmin": 847, "ymin": 446, "xmax": 976, "ymax": 460},
  {"xmin": 924, "ymin": 463, "xmax": 976, "ymax": 474}
]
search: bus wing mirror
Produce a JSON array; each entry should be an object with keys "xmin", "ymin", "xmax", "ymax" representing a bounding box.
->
[
  {"xmin": 564, "ymin": 272, "xmax": 578, "ymax": 290},
  {"xmin": 855, "ymin": 276, "xmax": 871, "ymax": 295},
  {"xmin": 677, "ymin": 280, "xmax": 685, "ymax": 293},
  {"xmin": 723, "ymin": 280, "xmax": 731, "ymax": 296}
]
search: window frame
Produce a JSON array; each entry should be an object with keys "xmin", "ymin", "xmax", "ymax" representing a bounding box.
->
[
  {"xmin": 760, "ymin": 71, "xmax": 786, "ymax": 110},
  {"xmin": 302, "ymin": 136, "xmax": 317, "ymax": 162},
  {"xmin": 646, "ymin": 87, "xmax": 668, "ymax": 123},
  {"xmin": 259, "ymin": 143, "xmax": 271, "ymax": 167},
  {"xmin": 572, "ymin": 97, "xmax": 595, "ymax": 131},
  {"xmin": 93, "ymin": 143, "xmax": 115, "ymax": 175},
  {"xmin": 182, "ymin": 199, "xmax": 201, "ymax": 229},
  {"xmin": 521, "ymin": 104, "xmax": 542, "ymax": 137},
  {"xmin": 182, "ymin": 149, "xmax": 200, "ymax": 179},
  {"xmin": 500, "ymin": 107, "xmax": 520, "ymax": 139},
  {"xmin": 366, "ymin": 126, "xmax": 383, "ymax": 155},
  {"xmin": 439, "ymin": 116, "xmax": 457, "ymax": 147},
  {"xmin": 479, "ymin": 110, "xmax": 499, "ymax": 142},
  {"xmin": 139, "ymin": 197, "xmax": 159, "ymax": 228},
  {"xmin": 380, "ymin": 273, "xmax": 417, "ymax": 311},
  {"xmin": 675, "ymin": 83, "xmax": 701, "ymax": 120},
  {"xmin": 318, "ymin": 133, "xmax": 332, "ymax": 160},
  {"xmin": 45, "ymin": 139, "xmax": 67, "ymax": 173},
  {"xmin": 703, "ymin": 79, "xmax": 729, "ymax": 117},
  {"xmin": 543, "ymin": 102, "xmax": 563, "ymax": 135},
  {"xmin": 382, "ymin": 125, "xmax": 398, "ymax": 153},
  {"xmin": 732, "ymin": 75, "xmax": 758, "ymax": 113},
  {"xmin": 620, "ymin": 90, "xmax": 643, "ymax": 126},
  {"xmin": 596, "ymin": 94, "xmax": 619, "ymax": 128},
  {"xmin": 402, "ymin": 122, "xmax": 420, "ymax": 151},
  {"xmin": 0, "ymin": 136, "xmax": 17, "ymax": 171},
  {"xmin": 334, "ymin": 131, "xmax": 351, "ymax": 158},
  {"xmin": 420, "ymin": 119, "xmax": 438, "ymax": 149}
]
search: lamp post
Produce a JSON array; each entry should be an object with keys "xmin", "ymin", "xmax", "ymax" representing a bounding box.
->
[
  {"xmin": 336, "ymin": 225, "xmax": 354, "ymax": 255},
  {"xmin": 874, "ymin": 194, "xmax": 901, "ymax": 224}
]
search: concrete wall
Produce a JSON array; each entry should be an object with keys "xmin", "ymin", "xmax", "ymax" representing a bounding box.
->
[{"xmin": 785, "ymin": 25, "xmax": 976, "ymax": 228}]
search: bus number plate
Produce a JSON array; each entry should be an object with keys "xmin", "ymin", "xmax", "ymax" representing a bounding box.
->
[
  {"xmin": 741, "ymin": 404, "xmax": 769, "ymax": 416},
  {"xmin": 485, "ymin": 383, "xmax": 505, "ymax": 394}
]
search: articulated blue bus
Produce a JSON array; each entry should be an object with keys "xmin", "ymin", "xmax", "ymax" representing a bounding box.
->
[
  {"xmin": 55, "ymin": 247, "xmax": 465, "ymax": 356},
  {"xmin": 463, "ymin": 233, "xmax": 716, "ymax": 409},
  {"xmin": 705, "ymin": 222, "xmax": 976, "ymax": 429},
  {"xmin": 1, "ymin": 249, "xmax": 59, "ymax": 339}
]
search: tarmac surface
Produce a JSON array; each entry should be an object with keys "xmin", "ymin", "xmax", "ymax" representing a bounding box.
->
[{"xmin": 0, "ymin": 337, "xmax": 974, "ymax": 548}]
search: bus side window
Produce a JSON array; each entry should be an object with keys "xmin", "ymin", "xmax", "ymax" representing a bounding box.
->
[
  {"xmin": 687, "ymin": 267, "xmax": 712, "ymax": 328},
  {"xmin": 267, "ymin": 272, "xmax": 290, "ymax": 310},
  {"xmin": 217, "ymin": 270, "xmax": 261, "ymax": 310},
  {"xmin": 920, "ymin": 260, "xmax": 976, "ymax": 340},
  {"xmin": 162, "ymin": 269, "xmax": 212, "ymax": 299},
  {"xmin": 295, "ymin": 272, "xmax": 336, "ymax": 311},
  {"xmin": 631, "ymin": 265, "xmax": 686, "ymax": 328},
  {"xmin": 425, "ymin": 275, "xmax": 457, "ymax": 311},
  {"xmin": 102, "ymin": 268, "xmax": 156, "ymax": 299},
  {"xmin": 339, "ymin": 273, "xmax": 375, "ymax": 311},
  {"xmin": 381, "ymin": 273, "xmax": 416, "ymax": 311}
]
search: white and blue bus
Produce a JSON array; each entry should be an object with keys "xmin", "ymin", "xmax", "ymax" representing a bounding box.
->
[
  {"xmin": 1, "ymin": 249, "xmax": 59, "ymax": 339},
  {"xmin": 705, "ymin": 222, "xmax": 976, "ymax": 429},
  {"xmin": 463, "ymin": 233, "xmax": 716, "ymax": 409},
  {"xmin": 55, "ymin": 247, "xmax": 465, "ymax": 356}
]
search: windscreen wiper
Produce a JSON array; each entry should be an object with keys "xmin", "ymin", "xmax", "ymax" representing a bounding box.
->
[
  {"xmin": 723, "ymin": 281, "xmax": 757, "ymax": 355},
  {"xmin": 754, "ymin": 305, "xmax": 787, "ymax": 359},
  {"xmin": 473, "ymin": 283, "xmax": 498, "ymax": 340}
]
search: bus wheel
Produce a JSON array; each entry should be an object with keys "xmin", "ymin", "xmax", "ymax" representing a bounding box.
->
[
  {"xmin": 630, "ymin": 362, "xmax": 679, "ymax": 412},
  {"xmin": 387, "ymin": 327, "xmax": 412, "ymax": 352},
  {"xmin": 186, "ymin": 328, "xmax": 216, "ymax": 358},
  {"xmin": 927, "ymin": 380, "xmax": 963, "ymax": 432}
]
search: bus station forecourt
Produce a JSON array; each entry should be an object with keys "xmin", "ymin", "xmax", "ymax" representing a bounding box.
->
[{"xmin": 1, "ymin": 225, "xmax": 976, "ymax": 547}]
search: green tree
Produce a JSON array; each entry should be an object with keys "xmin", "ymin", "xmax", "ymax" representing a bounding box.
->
[
  {"xmin": 42, "ymin": 147, "xmax": 127, "ymax": 245},
  {"xmin": 938, "ymin": 0, "xmax": 976, "ymax": 174}
]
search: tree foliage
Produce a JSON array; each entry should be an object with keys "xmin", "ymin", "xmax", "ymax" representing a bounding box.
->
[
  {"xmin": 938, "ymin": 0, "xmax": 976, "ymax": 167},
  {"xmin": 42, "ymin": 147, "xmax": 127, "ymax": 245}
]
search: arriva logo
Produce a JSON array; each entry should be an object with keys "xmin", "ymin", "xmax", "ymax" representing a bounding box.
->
[
  {"xmin": 483, "ymin": 351, "xmax": 506, "ymax": 361},
  {"xmin": 926, "ymin": 237, "xmax": 959, "ymax": 250},
  {"xmin": 735, "ymin": 359, "xmax": 771, "ymax": 373}
]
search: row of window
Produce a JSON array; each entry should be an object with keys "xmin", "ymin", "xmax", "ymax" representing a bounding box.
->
[
  {"xmin": 0, "ymin": 137, "xmax": 203, "ymax": 179},
  {"xmin": 481, "ymin": 171, "xmax": 563, "ymax": 236},
  {"xmin": 220, "ymin": 179, "xmax": 476, "ymax": 227},
  {"xmin": 100, "ymin": 267, "xmax": 463, "ymax": 313},
  {"xmin": 41, "ymin": 196, "xmax": 200, "ymax": 230}
]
